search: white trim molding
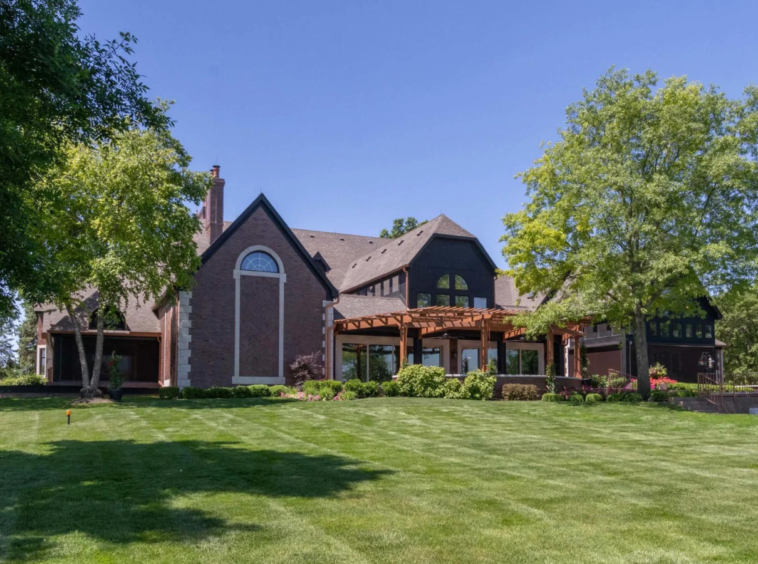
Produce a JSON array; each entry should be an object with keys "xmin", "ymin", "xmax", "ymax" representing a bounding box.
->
[
  {"xmin": 177, "ymin": 291, "xmax": 193, "ymax": 388},
  {"xmin": 36, "ymin": 344, "xmax": 47, "ymax": 377},
  {"xmin": 233, "ymin": 245, "xmax": 286, "ymax": 385}
]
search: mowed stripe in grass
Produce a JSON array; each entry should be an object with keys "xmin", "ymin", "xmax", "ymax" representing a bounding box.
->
[{"xmin": 1, "ymin": 397, "xmax": 758, "ymax": 563}]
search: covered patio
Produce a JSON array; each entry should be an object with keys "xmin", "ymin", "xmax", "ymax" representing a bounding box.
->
[{"xmin": 331, "ymin": 306, "xmax": 585, "ymax": 380}]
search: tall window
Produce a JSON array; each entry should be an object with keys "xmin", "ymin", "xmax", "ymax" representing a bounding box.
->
[
  {"xmin": 37, "ymin": 347, "xmax": 46, "ymax": 375},
  {"xmin": 505, "ymin": 349, "xmax": 539, "ymax": 375},
  {"xmin": 408, "ymin": 347, "xmax": 442, "ymax": 367},
  {"xmin": 705, "ymin": 325, "xmax": 713, "ymax": 339},
  {"xmin": 436, "ymin": 294, "xmax": 450, "ymax": 306},
  {"xmin": 455, "ymin": 275, "xmax": 468, "ymax": 290},
  {"xmin": 649, "ymin": 321, "xmax": 657, "ymax": 337},
  {"xmin": 461, "ymin": 348, "xmax": 497, "ymax": 373},
  {"xmin": 417, "ymin": 293, "xmax": 431, "ymax": 308},
  {"xmin": 368, "ymin": 345, "xmax": 397, "ymax": 382},
  {"xmin": 436, "ymin": 274, "xmax": 450, "ymax": 289},
  {"xmin": 474, "ymin": 297, "xmax": 487, "ymax": 309},
  {"xmin": 455, "ymin": 296, "xmax": 469, "ymax": 308},
  {"xmin": 695, "ymin": 325, "xmax": 703, "ymax": 338},
  {"xmin": 240, "ymin": 251, "xmax": 279, "ymax": 273},
  {"xmin": 685, "ymin": 324, "xmax": 693, "ymax": 338}
]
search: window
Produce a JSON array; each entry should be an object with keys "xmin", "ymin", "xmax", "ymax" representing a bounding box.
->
[
  {"xmin": 685, "ymin": 324, "xmax": 693, "ymax": 338},
  {"xmin": 474, "ymin": 297, "xmax": 487, "ymax": 309},
  {"xmin": 505, "ymin": 349, "xmax": 520, "ymax": 374},
  {"xmin": 417, "ymin": 293, "xmax": 431, "ymax": 308},
  {"xmin": 461, "ymin": 348, "xmax": 497, "ymax": 373},
  {"xmin": 436, "ymin": 294, "xmax": 450, "ymax": 306},
  {"xmin": 455, "ymin": 275, "xmax": 468, "ymax": 290},
  {"xmin": 240, "ymin": 251, "xmax": 278, "ymax": 273},
  {"xmin": 521, "ymin": 350, "xmax": 539, "ymax": 375},
  {"xmin": 705, "ymin": 325, "xmax": 713, "ymax": 339},
  {"xmin": 695, "ymin": 325, "xmax": 703, "ymax": 338},
  {"xmin": 89, "ymin": 307, "xmax": 126, "ymax": 330},
  {"xmin": 38, "ymin": 347, "xmax": 46, "ymax": 376},
  {"xmin": 368, "ymin": 345, "xmax": 397, "ymax": 382},
  {"xmin": 436, "ymin": 274, "xmax": 450, "ymax": 289},
  {"xmin": 660, "ymin": 321, "xmax": 670, "ymax": 338},
  {"xmin": 455, "ymin": 296, "xmax": 469, "ymax": 308},
  {"xmin": 649, "ymin": 321, "xmax": 657, "ymax": 337},
  {"xmin": 672, "ymin": 323, "xmax": 682, "ymax": 338},
  {"xmin": 409, "ymin": 347, "xmax": 442, "ymax": 367},
  {"xmin": 342, "ymin": 343, "xmax": 366, "ymax": 381}
]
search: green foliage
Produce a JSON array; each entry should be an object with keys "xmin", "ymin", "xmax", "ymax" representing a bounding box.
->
[
  {"xmin": 344, "ymin": 378, "xmax": 365, "ymax": 395},
  {"xmin": 569, "ymin": 393, "xmax": 585, "ymax": 405},
  {"xmin": 623, "ymin": 393, "xmax": 643, "ymax": 404},
  {"xmin": 321, "ymin": 380, "xmax": 344, "ymax": 394},
  {"xmin": 269, "ymin": 385, "xmax": 294, "ymax": 397},
  {"xmin": 361, "ymin": 381, "xmax": 380, "ymax": 398},
  {"xmin": 0, "ymin": 0, "xmax": 168, "ymax": 318},
  {"xmin": 342, "ymin": 391, "xmax": 358, "ymax": 401},
  {"xmin": 0, "ymin": 372, "xmax": 46, "ymax": 386},
  {"xmin": 443, "ymin": 378, "xmax": 465, "ymax": 399},
  {"xmin": 486, "ymin": 358, "xmax": 498, "ymax": 376},
  {"xmin": 106, "ymin": 352, "xmax": 123, "ymax": 391},
  {"xmin": 545, "ymin": 364, "xmax": 557, "ymax": 393},
  {"xmin": 606, "ymin": 393, "xmax": 624, "ymax": 402},
  {"xmin": 16, "ymin": 302, "xmax": 37, "ymax": 373},
  {"xmin": 648, "ymin": 390, "xmax": 670, "ymax": 403},
  {"xmin": 320, "ymin": 387, "xmax": 337, "ymax": 400},
  {"xmin": 379, "ymin": 217, "xmax": 427, "ymax": 239},
  {"xmin": 396, "ymin": 365, "xmax": 447, "ymax": 398},
  {"xmin": 303, "ymin": 380, "xmax": 323, "ymax": 396},
  {"xmin": 648, "ymin": 363, "xmax": 668, "ymax": 379},
  {"xmin": 462, "ymin": 371, "xmax": 497, "ymax": 400},
  {"xmin": 248, "ymin": 385, "xmax": 272, "ymax": 398},
  {"xmin": 180, "ymin": 387, "xmax": 206, "ymax": 399},
  {"xmin": 716, "ymin": 285, "xmax": 758, "ymax": 374},
  {"xmin": 502, "ymin": 383, "xmax": 539, "ymax": 401},
  {"xmin": 381, "ymin": 380, "xmax": 401, "ymax": 397},
  {"xmin": 541, "ymin": 393, "xmax": 563, "ymax": 402},
  {"xmin": 232, "ymin": 386, "xmax": 253, "ymax": 398},
  {"xmin": 502, "ymin": 68, "xmax": 758, "ymax": 398},
  {"xmin": 585, "ymin": 393, "xmax": 604, "ymax": 403},
  {"xmin": 158, "ymin": 387, "xmax": 180, "ymax": 400}
]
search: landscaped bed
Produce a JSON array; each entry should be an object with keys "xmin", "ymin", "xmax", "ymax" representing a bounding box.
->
[{"xmin": 1, "ymin": 397, "xmax": 758, "ymax": 563}]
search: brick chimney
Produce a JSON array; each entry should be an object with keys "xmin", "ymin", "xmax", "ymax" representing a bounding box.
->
[{"xmin": 203, "ymin": 165, "xmax": 225, "ymax": 245}]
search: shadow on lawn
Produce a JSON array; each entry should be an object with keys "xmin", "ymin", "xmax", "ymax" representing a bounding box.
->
[
  {"xmin": 0, "ymin": 440, "xmax": 390, "ymax": 561},
  {"xmin": 0, "ymin": 396, "xmax": 302, "ymax": 412}
]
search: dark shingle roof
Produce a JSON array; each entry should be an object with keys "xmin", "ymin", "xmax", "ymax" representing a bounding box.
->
[
  {"xmin": 337, "ymin": 215, "xmax": 477, "ymax": 292},
  {"xmin": 291, "ymin": 229, "xmax": 390, "ymax": 290},
  {"xmin": 494, "ymin": 276, "xmax": 544, "ymax": 311},
  {"xmin": 333, "ymin": 295, "xmax": 407, "ymax": 320}
]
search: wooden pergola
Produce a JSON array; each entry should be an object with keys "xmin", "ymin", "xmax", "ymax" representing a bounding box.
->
[{"xmin": 334, "ymin": 306, "xmax": 585, "ymax": 377}]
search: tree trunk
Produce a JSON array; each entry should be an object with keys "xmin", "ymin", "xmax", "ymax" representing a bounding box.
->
[
  {"xmin": 66, "ymin": 302, "xmax": 91, "ymax": 392},
  {"xmin": 633, "ymin": 305, "xmax": 651, "ymax": 398},
  {"xmin": 86, "ymin": 310, "xmax": 106, "ymax": 397}
]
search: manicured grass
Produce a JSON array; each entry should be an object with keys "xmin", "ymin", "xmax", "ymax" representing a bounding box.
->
[{"xmin": 1, "ymin": 397, "xmax": 758, "ymax": 563}]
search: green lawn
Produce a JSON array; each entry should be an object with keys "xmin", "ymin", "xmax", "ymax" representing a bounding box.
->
[{"xmin": 1, "ymin": 398, "xmax": 758, "ymax": 563}]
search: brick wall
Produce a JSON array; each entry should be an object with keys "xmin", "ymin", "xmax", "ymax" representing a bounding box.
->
[{"xmin": 188, "ymin": 206, "xmax": 327, "ymax": 387}]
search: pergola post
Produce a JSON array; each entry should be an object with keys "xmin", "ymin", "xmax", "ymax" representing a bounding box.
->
[
  {"xmin": 545, "ymin": 328, "xmax": 554, "ymax": 373},
  {"xmin": 573, "ymin": 337, "xmax": 582, "ymax": 378},
  {"xmin": 479, "ymin": 321, "xmax": 490, "ymax": 371},
  {"xmin": 400, "ymin": 324, "xmax": 408, "ymax": 367}
]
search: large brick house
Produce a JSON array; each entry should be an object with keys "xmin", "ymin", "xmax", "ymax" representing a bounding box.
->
[{"xmin": 34, "ymin": 167, "xmax": 588, "ymax": 388}]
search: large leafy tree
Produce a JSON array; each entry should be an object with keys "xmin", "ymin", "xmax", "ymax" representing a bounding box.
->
[
  {"xmin": 379, "ymin": 217, "xmax": 427, "ymax": 239},
  {"xmin": 33, "ymin": 118, "xmax": 210, "ymax": 397},
  {"xmin": 716, "ymin": 285, "xmax": 758, "ymax": 374},
  {"xmin": 502, "ymin": 69, "xmax": 758, "ymax": 397},
  {"xmin": 0, "ymin": 0, "xmax": 167, "ymax": 320},
  {"xmin": 16, "ymin": 301, "xmax": 37, "ymax": 373}
]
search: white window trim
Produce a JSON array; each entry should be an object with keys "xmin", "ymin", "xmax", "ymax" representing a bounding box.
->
[
  {"xmin": 334, "ymin": 335, "xmax": 450, "ymax": 380},
  {"xmin": 36, "ymin": 344, "xmax": 46, "ymax": 377},
  {"xmin": 233, "ymin": 245, "xmax": 287, "ymax": 385}
]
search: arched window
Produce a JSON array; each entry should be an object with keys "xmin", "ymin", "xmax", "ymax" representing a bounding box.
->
[
  {"xmin": 436, "ymin": 274, "xmax": 450, "ymax": 289},
  {"xmin": 455, "ymin": 275, "xmax": 468, "ymax": 290},
  {"xmin": 240, "ymin": 251, "xmax": 279, "ymax": 273},
  {"xmin": 89, "ymin": 307, "xmax": 126, "ymax": 330}
]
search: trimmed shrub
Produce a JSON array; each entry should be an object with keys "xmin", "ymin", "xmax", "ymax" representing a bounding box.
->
[
  {"xmin": 158, "ymin": 386, "xmax": 180, "ymax": 400},
  {"xmin": 206, "ymin": 387, "xmax": 234, "ymax": 399},
  {"xmin": 0, "ymin": 373, "xmax": 47, "ymax": 386},
  {"xmin": 396, "ymin": 365, "xmax": 446, "ymax": 398},
  {"xmin": 622, "ymin": 392, "xmax": 643, "ymax": 403},
  {"xmin": 248, "ymin": 385, "xmax": 271, "ymax": 397},
  {"xmin": 269, "ymin": 385, "xmax": 293, "ymax": 397},
  {"xmin": 674, "ymin": 389, "xmax": 696, "ymax": 398},
  {"xmin": 303, "ymin": 380, "xmax": 322, "ymax": 396},
  {"xmin": 344, "ymin": 378, "xmax": 364, "ymax": 393},
  {"xmin": 232, "ymin": 386, "xmax": 253, "ymax": 398},
  {"xmin": 322, "ymin": 380, "xmax": 343, "ymax": 394},
  {"xmin": 649, "ymin": 390, "xmax": 670, "ymax": 403},
  {"xmin": 342, "ymin": 391, "xmax": 358, "ymax": 401},
  {"xmin": 361, "ymin": 381, "xmax": 380, "ymax": 398},
  {"xmin": 606, "ymin": 393, "xmax": 624, "ymax": 402},
  {"xmin": 502, "ymin": 383, "xmax": 539, "ymax": 401},
  {"xmin": 320, "ymin": 387, "xmax": 337, "ymax": 400},
  {"xmin": 181, "ymin": 387, "xmax": 206, "ymax": 399},
  {"xmin": 541, "ymin": 393, "xmax": 563, "ymax": 402},
  {"xmin": 569, "ymin": 393, "xmax": 585, "ymax": 405},
  {"xmin": 463, "ymin": 371, "xmax": 497, "ymax": 400},
  {"xmin": 585, "ymin": 393, "xmax": 604, "ymax": 403},
  {"xmin": 381, "ymin": 380, "xmax": 400, "ymax": 397},
  {"xmin": 443, "ymin": 378, "xmax": 465, "ymax": 399}
]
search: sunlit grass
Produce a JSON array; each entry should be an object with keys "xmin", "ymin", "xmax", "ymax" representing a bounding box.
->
[{"xmin": 1, "ymin": 396, "xmax": 758, "ymax": 563}]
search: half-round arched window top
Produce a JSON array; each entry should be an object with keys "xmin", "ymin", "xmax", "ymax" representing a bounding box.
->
[
  {"xmin": 240, "ymin": 251, "xmax": 279, "ymax": 273},
  {"xmin": 455, "ymin": 275, "xmax": 468, "ymax": 290},
  {"xmin": 89, "ymin": 307, "xmax": 126, "ymax": 330},
  {"xmin": 436, "ymin": 274, "xmax": 450, "ymax": 289}
]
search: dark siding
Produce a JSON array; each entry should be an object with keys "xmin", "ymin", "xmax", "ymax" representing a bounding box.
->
[
  {"xmin": 585, "ymin": 346, "xmax": 622, "ymax": 377},
  {"xmin": 409, "ymin": 237, "xmax": 495, "ymax": 309}
]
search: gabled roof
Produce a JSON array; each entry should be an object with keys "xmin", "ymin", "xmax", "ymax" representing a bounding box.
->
[
  {"xmin": 292, "ymin": 229, "xmax": 389, "ymax": 290},
  {"xmin": 200, "ymin": 194, "xmax": 338, "ymax": 298},
  {"xmin": 333, "ymin": 295, "xmax": 407, "ymax": 320},
  {"xmin": 338, "ymin": 214, "xmax": 489, "ymax": 292},
  {"xmin": 494, "ymin": 276, "xmax": 544, "ymax": 311}
]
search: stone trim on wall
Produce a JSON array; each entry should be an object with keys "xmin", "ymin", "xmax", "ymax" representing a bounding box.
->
[{"xmin": 177, "ymin": 291, "xmax": 193, "ymax": 388}]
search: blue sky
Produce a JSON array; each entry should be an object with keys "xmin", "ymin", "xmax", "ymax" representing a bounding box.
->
[{"xmin": 78, "ymin": 0, "xmax": 758, "ymax": 268}]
